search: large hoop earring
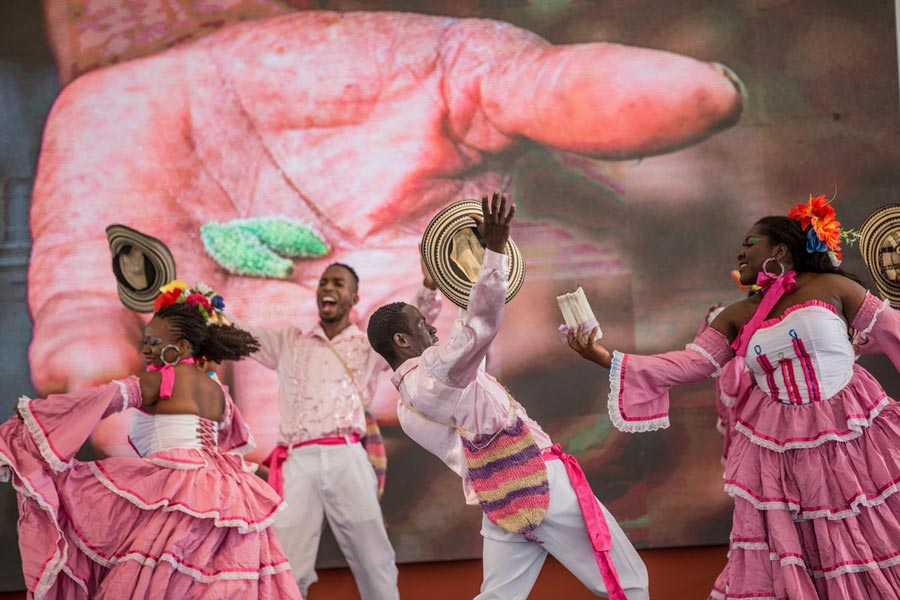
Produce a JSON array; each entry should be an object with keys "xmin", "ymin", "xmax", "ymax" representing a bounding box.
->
[
  {"xmin": 160, "ymin": 344, "xmax": 181, "ymax": 366},
  {"xmin": 762, "ymin": 257, "xmax": 785, "ymax": 280}
]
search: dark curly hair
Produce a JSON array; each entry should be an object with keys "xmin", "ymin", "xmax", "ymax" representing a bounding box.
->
[
  {"xmin": 755, "ymin": 216, "xmax": 864, "ymax": 285},
  {"xmin": 155, "ymin": 303, "xmax": 260, "ymax": 362},
  {"xmin": 367, "ymin": 302, "xmax": 411, "ymax": 364}
]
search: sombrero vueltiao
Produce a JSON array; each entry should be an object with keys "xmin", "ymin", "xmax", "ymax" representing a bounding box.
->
[
  {"xmin": 106, "ymin": 224, "xmax": 177, "ymax": 313},
  {"xmin": 859, "ymin": 204, "xmax": 900, "ymax": 309},
  {"xmin": 421, "ymin": 199, "xmax": 525, "ymax": 309}
]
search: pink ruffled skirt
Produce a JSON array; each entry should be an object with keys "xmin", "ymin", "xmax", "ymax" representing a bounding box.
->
[
  {"xmin": 0, "ymin": 417, "xmax": 301, "ymax": 599},
  {"xmin": 711, "ymin": 365, "xmax": 900, "ymax": 599}
]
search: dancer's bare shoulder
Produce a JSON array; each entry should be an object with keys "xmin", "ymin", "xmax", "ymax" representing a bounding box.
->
[{"xmin": 710, "ymin": 296, "xmax": 760, "ymax": 342}]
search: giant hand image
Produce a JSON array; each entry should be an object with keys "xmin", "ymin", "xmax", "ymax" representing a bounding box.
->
[{"xmin": 27, "ymin": 11, "xmax": 743, "ymax": 457}]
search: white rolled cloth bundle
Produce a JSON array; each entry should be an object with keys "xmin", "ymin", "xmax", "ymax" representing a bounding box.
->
[{"xmin": 556, "ymin": 287, "xmax": 601, "ymax": 342}]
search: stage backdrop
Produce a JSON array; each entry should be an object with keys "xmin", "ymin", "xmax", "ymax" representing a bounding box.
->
[{"xmin": 1, "ymin": 0, "xmax": 898, "ymax": 591}]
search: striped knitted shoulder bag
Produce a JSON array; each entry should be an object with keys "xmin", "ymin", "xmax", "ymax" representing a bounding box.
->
[{"xmin": 400, "ymin": 389, "xmax": 549, "ymax": 540}]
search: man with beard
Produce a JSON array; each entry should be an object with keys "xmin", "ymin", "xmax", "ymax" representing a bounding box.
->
[{"xmin": 239, "ymin": 260, "xmax": 441, "ymax": 600}]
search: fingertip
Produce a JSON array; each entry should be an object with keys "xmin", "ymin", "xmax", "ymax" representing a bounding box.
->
[{"xmin": 709, "ymin": 61, "xmax": 745, "ymax": 125}]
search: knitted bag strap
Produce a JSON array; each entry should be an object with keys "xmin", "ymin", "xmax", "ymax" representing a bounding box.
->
[
  {"xmin": 322, "ymin": 338, "xmax": 367, "ymax": 407},
  {"xmin": 322, "ymin": 338, "xmax": 388, "ymax": 497},
  {"xmin": 396, "ymin": 381, "xmax": 519, "ymax": 442}
]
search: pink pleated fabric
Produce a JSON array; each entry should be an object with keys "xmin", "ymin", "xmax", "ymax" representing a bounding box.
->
[{"xmin": 0, "ymin": 375, "xmax": 302, "ymax": 599}]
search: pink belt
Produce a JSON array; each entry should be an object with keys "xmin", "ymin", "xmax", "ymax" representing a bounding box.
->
[
  {"xmin": 263, "ymin": 433, "xmax": 360, "ymax": 497},
  {"xmin": 543, "ymin": 444, "xmax": 627, "ymax": 600}
]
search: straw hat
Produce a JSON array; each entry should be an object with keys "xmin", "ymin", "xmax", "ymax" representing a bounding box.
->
[
  {"xmin": 106, "ymin": 224, "xmax": 177, "ymax": 312},
  {"xmin": 420, "ymin": 199, "xmax": 525, "ymax": 309},
  {"xmin": 859, "ymin": 204, "xmax": 900, "ymax": 309}
]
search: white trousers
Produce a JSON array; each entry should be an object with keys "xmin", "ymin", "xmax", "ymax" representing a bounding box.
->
[
  {"xmin": 275, "ymin": 442, "xmax": 399, "ymax": 600},
  {"xmin": 477, "ymin": 460, "xmax": 650, "ymax": 600}
]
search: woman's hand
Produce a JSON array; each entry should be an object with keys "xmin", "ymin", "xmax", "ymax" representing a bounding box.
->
[{"xmin": 567, "ymin": 324, "xmax": 612, "ymax": 368}]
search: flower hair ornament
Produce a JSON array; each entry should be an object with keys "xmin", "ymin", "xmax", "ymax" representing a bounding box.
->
[
  {"xmin": 787, "ymin": 194, "xmax": 860, "ymax": 267},
  {"xmin": 153, "ymin": 280, "xmax": 231, "ymax": 326}
]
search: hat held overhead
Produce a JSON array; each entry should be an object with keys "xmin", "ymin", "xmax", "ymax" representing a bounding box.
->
[
  {"xmin": 420, "ymin": 199, "xmax": 525, "ymax": 309},
  {"xmin": 106, "ymin": 224, "xmax": 177, "ymax": 313}
]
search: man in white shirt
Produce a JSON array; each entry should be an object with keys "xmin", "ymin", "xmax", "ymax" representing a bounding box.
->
[
  {"xmin": 241, "ymin": 260, "xmax": 440, "ymax": 600},
  {"xmin": 367, "ymin": 192, "xmax": 649, "ymax": 599}
]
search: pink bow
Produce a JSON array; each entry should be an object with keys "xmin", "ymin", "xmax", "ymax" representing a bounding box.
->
[
  {"xmin": 146, "ymin": 357, "xmax": 195, "ymax": 399},
  {"xmin": 754, "ymin": 269, "xmax": 796, "ymax": 292},
  {"xmin": 732, "ymin": 271, "xmax": 797, "ymax": 357}
]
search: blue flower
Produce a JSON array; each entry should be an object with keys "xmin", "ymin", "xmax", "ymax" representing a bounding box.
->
[
  {"xmin": 211, "ymin": 294, "xmax": 226, "ymax": 310},
  {"xmin": 806, "ymin": 228, "xmax": 828, "ymax": 254}
]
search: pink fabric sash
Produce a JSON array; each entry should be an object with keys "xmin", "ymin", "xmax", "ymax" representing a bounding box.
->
[
  {"xmin": 146, "ymin": 357, "xmax": 196, "ymax": 399},
  {"xmin": 263, "ymin": 433, "xmax": 361, "ymax": 497},
  {"xmin": 543, "ymin": 444, "xmax": 627, "ymax": 600},
  {"xmin": 732, "ymin": 271, "xmax": 797, "ymax": 357}
]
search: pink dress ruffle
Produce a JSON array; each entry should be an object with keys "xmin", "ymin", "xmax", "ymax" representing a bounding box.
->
[
  {"xmin": 715, "ymin": 359, "xmax": 752, "ymax": 464},
  {"xmin": 730, "ymin": 364, "xmax": 890, "ymax": 453},
  {"xmin": 0, "ymin": 375, "xmax": 302, "ymax": 600},
  {"xmin": 612, "ymin": 292, "xmax": 900, "ymax": 599}
]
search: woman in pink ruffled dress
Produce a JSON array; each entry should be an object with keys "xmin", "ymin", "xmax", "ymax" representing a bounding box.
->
[
  {"xmin": 568, "ymin": 197, "xmax": 900, "ymax": 599},
  {"xmin": 0, "ymin": 282, "xmax": 302, "ymax": 599}
]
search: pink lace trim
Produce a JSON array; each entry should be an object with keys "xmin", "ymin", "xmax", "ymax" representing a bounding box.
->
[
  {"xmin": 851, "ymin": 293, "xmax": 889, "ymax": 339},
  {"xmin": 720, "ymin": 392, "xmax": 737, "ymax": 408},
  {"xmin": 756, "ymin": 300, "xmax": 838, "ymax": 331},
  {"xmin": 734, "ymin": 545, "xmax": 900, "ymax": 581},
  {"xmin": 686, "ymin": 343, "xmax": 723, "ymax": 377},
  {"xmin": 730, "ymin": 536, "xmax": 769, "ymax": 551},
  {"xmin": 0, "ymin": 447, "xmax": 66, "ymax": 599},
  {"xmin": 713, "ymin": 592, "xmax": 776, "ymax": 600},
  {"xmin": 607, "ymin": 352, "xmax": 669, "ymax": 433},
  {"xmin": 716, "ymin": 418, "xmax": 727, "ymax": 435},
  {"xmin": 113, "ymin": 379, "xmax": 133, "ymax": 413},
  {"xmin": 60, "ymin": 565, "xmax": 88, "ymax": 595},
  {"xmin": 87, "ymin": 461, "xmax": 283, "ymax": 533},
  {"xmin": 709, "ymin": 589, "xmax": 780, "ymax": 600},
  {"xmin": 17, "ymin": 396, "xmax": 69, "ymax": 473},
  {"xmin": 226, "ymin": 440, "xmax": 256, "ymax": 456},
  {"xmin": 725, "ymin": 467, "xmax": 900, "ymax": 520},
  {"xmin": 68, "ymin": 524, "xmax": 292, "ymax": 582},
  {"xmin": 733, "ymin": 395, "xmax": 889, "ymax": 452}
]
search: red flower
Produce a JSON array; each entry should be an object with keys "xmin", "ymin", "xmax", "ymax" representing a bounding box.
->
[
  {"xmin": 184, "ymin": 293, "xmax": 213, "ymax": 313},
  {"xmin": 153, "ymin": 289, "xmax": 182, "ymax": 312},
  {"xmin": 787, "ymin": 204, "xmax": 812, "ymax": 230},
  {"xmin": 788, "ymin": 195, "xmax": 834, "ymax": 231}
]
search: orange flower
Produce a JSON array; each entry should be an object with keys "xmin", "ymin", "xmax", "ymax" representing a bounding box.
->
[
  {"xmin": 788, "ymin": 193, "xmax": 842, "ymax": 255},
  {"xmin": 812, "ymin": 211, "xmax": 842, "ymax": 251}
]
